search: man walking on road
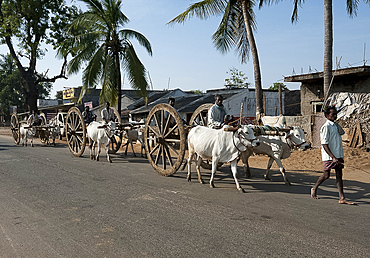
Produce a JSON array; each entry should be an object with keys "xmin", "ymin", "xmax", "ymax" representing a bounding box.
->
[{"xmin": 311, "ymin": 105, "xmax": 354, "ymax": 205}]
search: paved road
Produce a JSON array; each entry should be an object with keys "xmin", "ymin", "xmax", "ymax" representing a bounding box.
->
[{"xmin": 0, "ymin": 135, "xmax": 369, "ymax": 257}]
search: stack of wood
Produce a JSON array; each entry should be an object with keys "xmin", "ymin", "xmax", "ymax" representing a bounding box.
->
[{"xmin": 348, "ymin": 122, "xmax": 364, "ymax": 148}]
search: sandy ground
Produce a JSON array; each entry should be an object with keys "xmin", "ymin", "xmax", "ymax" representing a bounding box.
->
[{"xmin": 1, "ymin": 126, "xmax": 369, "ymax": 184}]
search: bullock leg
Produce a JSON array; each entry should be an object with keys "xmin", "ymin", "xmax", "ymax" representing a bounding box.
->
[
  {"xmin": 124, "ymin": 140, "xmax": 129, "ymax": 155},
  {"xmin": 106, "ymin": 143, "xmax": 112, "ymax": 163},
  {"xmin": 231, "ymin": 160, "xmax": 244, "ymax": 192},
  {"xmin": 30, "ymin": 136, "xmax": 34, "ymax": 147},
  {"xmin": 89, "ymin": 139, "xmax": 94, "ymax": 160},
  {"xmin": 264, "ymin": 157, "xmax": 274, "ymax": 181},
  {"xmin": 130, "ymin": 140, "xmax": 136, "ymax": 157},
  {"xmin": 96, "ymin": 142, "xmax": 100, "ymax": 161},
  {"xmin": 274, "ymin": 158, "xmax": 290, "ymax": 185},
  {"xmin": 209, "ymin": 158, "xmax": 220, "ymax": 188},
  {"xmin": 187, "ymin": 144, "xmax": 194, "ymax": 182},
  {"xmin": 244, "ymin": 160, "xmax": 251, "ymax": 178},
  {"xmin": 195, "ymin": 156, "xmax": 204, "ymax": 184}
]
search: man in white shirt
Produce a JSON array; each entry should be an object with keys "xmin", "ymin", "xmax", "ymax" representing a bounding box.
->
[
  {"xmin": 101, "ymin": 102, "xmax": 115, "ymax": 124},
  {"xmin": 207, "ymin": 94, "xmax": 233, "ymax": 129},
  {"xmin": 27, "ymin": 110, "xmax": 42, "ymax": 126},
  {"xmin": 311, "ymin": 105, "xmax": 354, "ymax": 205}
]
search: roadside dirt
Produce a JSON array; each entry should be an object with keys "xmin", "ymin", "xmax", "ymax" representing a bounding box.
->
[{"xmin": 1, "ymin": 126, "xmax": 369, "ymax": 183}]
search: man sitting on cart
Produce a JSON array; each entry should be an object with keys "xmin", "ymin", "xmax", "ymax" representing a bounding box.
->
[
  {"xmin": 101, "ymin": 102, "xmax": 115, "ymax": 124},
  {"xmin": 82, "ymin": 105, "xmax": 97, "ymax": 125},
  {"xmin": 207, "ymin": 94, "xmax": 234, "ymax": 129},
  {"xmin": 27, "ymin": 110, "xmax": 42, "ymax": 126}
]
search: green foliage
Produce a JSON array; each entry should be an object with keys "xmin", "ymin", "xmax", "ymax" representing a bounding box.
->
[
  {"xmin": 55, "ymin": 91, "xmax": 63, "ymax": 100},
  {"xmin": 61, "ymin": 0, "xmax": 152, "ymax": 107},
  {"xmin": 0, "ymin": 54, "xmax": 27, "ymax": 116},
  {"xmin": 224, "ymin": 67, "xmax": 249, "ymax": 89},
  {"xmin": 0, "ymin": 0, "xmax": 80, "ymax": 111},
  {"xmin": 168, "ymin": 0, "xmax": 256, "ymax": 64},
  {"xmin": 268, "ymin": 82, "xmax": 289, "ymax": 91},
  {"xmin": 190, "ymin": 90, "xmax": 203, "ymax": 94}
]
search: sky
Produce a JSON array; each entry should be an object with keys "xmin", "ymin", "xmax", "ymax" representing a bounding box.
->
[{"xmin": 2, "ymin": 0, "xmax": 370, "ymax": 98}]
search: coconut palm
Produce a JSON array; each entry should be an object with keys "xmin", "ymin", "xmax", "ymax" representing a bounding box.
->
[
  {"xmin": 262, "ymin": 0, "xmax": 370, "ymax": 100},
  {"xmin": 168, "ymin": 0, "xmax": 264, "ymax": 118},
  {"xmin": 60, "ymin": 0, "xmax": 152, "ymax": 113}
]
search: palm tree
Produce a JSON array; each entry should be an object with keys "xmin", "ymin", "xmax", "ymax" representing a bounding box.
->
[
  {"xmin": 263, "ymin": 0, "xmax": 370, "ymax": 100},
  {"xmin": 60, "ymin": 0, "xmax": 152, "ymax": 113},
  {"xmin": 168, "ymin": 0, "xmax": 264, "ymax": 119}
]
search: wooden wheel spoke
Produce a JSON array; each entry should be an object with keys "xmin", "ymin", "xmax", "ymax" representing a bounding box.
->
[
  {"xmin": 163, "ymin": 145, "xmax": 173, "ymax": 167},
  {"xmin": 149, "ymin": 143, "xmax": 160, "ymax": 155},
  {"xmin": 154, "ymin": 145, "xmax": 162, "ymax": 165},
  {"xmin": 161, "ymin": 110, "xmax": 165, "ymax": 134},
  {"xmin": 164, "ymin": 139, "xmax": 181, "ymax": 143},
  {"xmin": 153, "ymin": 114, "xmax": 161, "ymax": 135},
  {"xmin": 201, "ymin": 114, "xmax": 206, "ymax": 126},
  {"xmin": 163, "ymin": 125, "xmax": 177, "ymax": 139},
  {"xmin": 75, "ymin": 119, "xmax": 82, "ymax": 131},
  {"xmin": 166, "ymin": 142, "xmax": 179, "ymax": 156},
  {"xmin": 148, "ymin": 125, "xmax": 160, "ymax": 138},
  {"xmin": 161, "ymin": 145, "xmax": 166, "ymax": 169},
  {"xmin": 163, "ymin": 113, "xmax": 171, "ymax": 135},
  {"xmin": 75, "ymin": 134, "xmax": 84, "ymax": 144}
]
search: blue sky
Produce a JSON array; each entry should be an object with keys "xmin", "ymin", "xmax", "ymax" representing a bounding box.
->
[{"xmin": 2, "ymin": 0, "xmax": 370, "ymax": 98}]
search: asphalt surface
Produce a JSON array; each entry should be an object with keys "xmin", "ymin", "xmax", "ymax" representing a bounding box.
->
[{"xmin": 0, "ymin": 135, "xmax": 369, "ymax": 257}]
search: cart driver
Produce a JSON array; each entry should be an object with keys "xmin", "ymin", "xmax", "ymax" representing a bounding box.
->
[
  {"xmin": 101, "ymin": 102, "xmax": 115, "ymax": 124},
  {"xmin": 82, "ymin": 106, "xmax": 97, "ymax": 124},
  {"xmin": 207, "ymin": 94, "xmax": 234, "ymax": 129},
  {"xmin": 27, "ymin": 110, "xmax": 42, "ymax": 126}
]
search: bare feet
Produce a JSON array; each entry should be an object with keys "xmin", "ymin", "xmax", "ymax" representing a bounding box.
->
[
  {"xmin": 338, "ymin": 199, "xmax": 355, "ymax": 205},
  {"xmin": 311, "ymin": 188, "xmax": 319, "ymax": 199}
]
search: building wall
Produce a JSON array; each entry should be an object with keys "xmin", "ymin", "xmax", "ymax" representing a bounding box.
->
[
  {"xmin": 223, "ymin": 89, "xmax": 282, "ymax": 118},
  {"xmin": 284, "ymin": 90, "xmax": 301, "ymax": 116},
  {"xmin": 300, "ymin": 81, "xmax": 323, "ymax": 115}
]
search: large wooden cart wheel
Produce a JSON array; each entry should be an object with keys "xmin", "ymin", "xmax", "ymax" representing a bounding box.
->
[
  {"xmin": 66, "ymin": 107, "xmax": 86, "ymax": 157},
  {"xmin": 189, "ymin": 103, "xmax": 213, "ymax": 126},
  {"xmin": 108, "ymin": 107, "xmax": 122, "ymax": 154},
  {"xmin": 10, "ymin": 113, "xmax": 20, "ymax": 145},
  {"xmin": 144, "ymin": 104, "xmax": 186, "ymax": 176}
]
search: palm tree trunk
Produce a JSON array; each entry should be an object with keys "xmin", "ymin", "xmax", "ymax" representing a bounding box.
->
[
  {"xmin": 240, "ymin": 1, "xmax": 264, "ymax": 120},
  {"xmin": 115, "ymin": 53, "xmax": 122, "ymax": 116},
  {"xmin": 324, "ymin": 0, "xmax": 332, "ymax": 100}
]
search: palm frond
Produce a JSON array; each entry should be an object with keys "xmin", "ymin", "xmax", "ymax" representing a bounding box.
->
[
  {"xmin": 168, "ymin": 0, "xmax": 227, "ymax": 24},
  {"xmin": 121, "ymin": 44, "xmax": 149, "ymax": 100},
  {"xmin": 99, "ymin": 53, "xmax": 118, "ymax": 105},
  {"xmin": 119, "ymin": 29, "xmax": 152, "ymax": 56},
  {"xmin": 291, "ymin": 0, "xmax": 305, "ymax": 23},
  {"xmin": 81, "ymin": 44, "xmax": 106, "ymax": 89},
  {"xmin": 212, "ymin": 1, "xmax": 239, "ymax": 54}
]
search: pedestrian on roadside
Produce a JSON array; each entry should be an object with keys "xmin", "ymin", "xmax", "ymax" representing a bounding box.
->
[{"xmin": 311, "ymin": 105, "xmax": 355, "ymax": 205}]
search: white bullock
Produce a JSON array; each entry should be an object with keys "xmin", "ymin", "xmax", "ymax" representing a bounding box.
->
[
  {"xmin": 187, "ymin": 125, "xmax": 260, "ymax": 192},
  {"xmin": 87, "ymin": 121, "xmax": 116, "ymax": 162},
  {"xmin": 240, "ymin": 126, "xmax": 309, "ymax": 185},
  {"xmin": 44, "ymin": 118, "xmax": 61, "ymax": 146},
  {"xmin": 19, "ymin": 125, "xmax": 36, "ymax": 147},
  {"xmin": 122, "ymin": 126, "xmax": 145, "ymax": 157}
]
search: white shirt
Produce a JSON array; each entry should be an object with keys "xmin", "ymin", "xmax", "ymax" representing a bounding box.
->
[
  {"xmin": 320, "ymin": 119, "xmax": 344, "ymax": 161},
  {"xmin": 207, "ymin": 104, "xmax": 227, "ymax": 129},
  {"xmin": 101, "ymin": 108, "xmax": 115, "ymax": 122},
  {"xmin": 27, "ymin": 114, "xmax": 40, "ymax": 125}
]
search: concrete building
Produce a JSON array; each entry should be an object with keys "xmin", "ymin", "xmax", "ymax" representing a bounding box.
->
[{"xmin": 284, "ymin": 65, "xmax": 370, "ymax": 147}]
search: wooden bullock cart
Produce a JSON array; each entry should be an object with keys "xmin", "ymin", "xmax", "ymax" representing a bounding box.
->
[{"xmin": 10, "ymin": 112, "xmax": 56, "ymax": 145}]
